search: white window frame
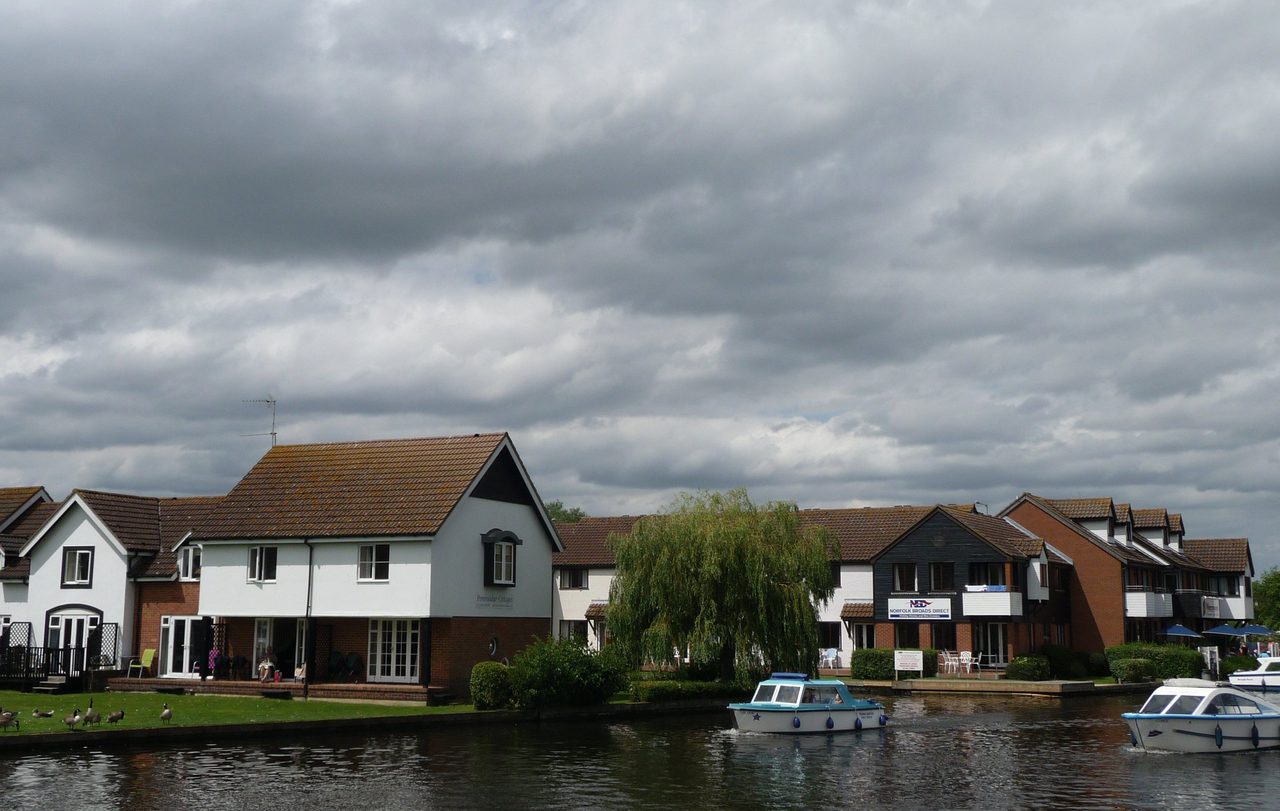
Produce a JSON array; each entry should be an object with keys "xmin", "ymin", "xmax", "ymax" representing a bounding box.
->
[
  {"xmin": 178, "ymin": 546, "xmax": 202, "ymax": 581},
  {"xmin": 62, "ymin": 548, "xmax": 94, "ymax": 586},
  {"xmin": 850, "ymin": 623, "xmax": 875, "ymax": 650},
  {"xmin": 558, "ymin": 568, "xmax": 588, "ymax": 589},
  {"xmin": 358, "ymin": 543, "xmax": 390, "ymax": 582},
  {"xmin": 248, "ymin": 546, "xmax": 278, "ymax": 583},
  {"xmin": 493, "ymin": 542, "xmax": 515, "ymax": 585}
]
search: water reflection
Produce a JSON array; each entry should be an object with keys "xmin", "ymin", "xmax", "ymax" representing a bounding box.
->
[{"xmin": 2, "ymin": 694, "xmax": 1279, "ymax": 810}]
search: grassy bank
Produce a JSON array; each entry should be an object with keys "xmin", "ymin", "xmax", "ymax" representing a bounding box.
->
[{"xmin": 0, "ymin": 690, "xmax": 471, "ymax": 736}]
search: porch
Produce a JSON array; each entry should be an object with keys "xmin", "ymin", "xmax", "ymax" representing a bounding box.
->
[{"xmin": 106, "ymin": 675, "xmax": 449, "ymax": 704}]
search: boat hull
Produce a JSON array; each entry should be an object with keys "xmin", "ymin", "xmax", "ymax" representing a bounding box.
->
[
  {"xmin": 1227, "ymin": 675, "xmax": 1280, "ymax": 693},
  {"xmin": 1123, "ymin": 714, "xmax": 1280, "ymax": 753},
  {"xmin": 729, "ymin": 706, "xmax": 887, "ymax": 734}
]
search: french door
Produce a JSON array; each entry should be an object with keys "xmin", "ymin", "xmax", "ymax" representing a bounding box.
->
[
  {"xmin": 975, "ymin": 622, "xmax": 1009, "ymax": 665},
  {"xmin": 160, "ymin": 615, "xmax": 202, "ymax": 678},
  {"xmin": 367, "ymin": 619, "xmax": 420, "ymax": 683},
  {"xmin": 46, "ymin": 612, "xmax": 100, "ymax": 674}
]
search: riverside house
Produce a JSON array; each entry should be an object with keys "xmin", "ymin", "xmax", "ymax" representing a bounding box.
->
[{"xmin": 190, "ymin": 433, "xmax": 561, "ymax": 698}]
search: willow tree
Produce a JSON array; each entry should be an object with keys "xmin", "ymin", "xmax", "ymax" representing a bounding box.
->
[{"xmin": 606, "ymin": 489, "xmax": 835, "ymax": 683}]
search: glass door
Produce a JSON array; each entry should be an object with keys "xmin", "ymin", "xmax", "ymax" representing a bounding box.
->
[
  {"xmin": 976, "ymin": 622, "xmax": 1009, "ymax": 665},
  {"xmin": 367, "ymin": 619, "xmax": 419, "ymax": 683},
  {"xmin": 46, "ymin": 613, "xmax": 100, "ymax": 675},
  {"xmin": 160, "ymin": 616, "xmax": 202, "ymax": 677}
]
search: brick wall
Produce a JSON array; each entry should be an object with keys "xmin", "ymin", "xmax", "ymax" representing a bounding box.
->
[
  {"xmin": 1007, "ymin": 501, "xmax": 1125, "ymax": 652},
  {"xmin": 429, "ymin": 616, "xmax": 550, "ymax": 697},
  {"xmin": 134, "ymin": 581, "xmax": 201, "ymax": 658}
]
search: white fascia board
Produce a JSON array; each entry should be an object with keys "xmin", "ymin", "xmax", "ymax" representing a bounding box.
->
[
  {"xmin": 196, "ymin": 534, "xmax": 432, "ymax": 545},
  {"xmin": 463, "ymin": 435, "xmax": 564, "ymax": 553},
  {"xmin": 1043, "ymin": 541, "xmax": 1074, "ymax": 567},
  {"xmin": 18, "ymin": 494, "xmax": 130, "ymax": 558}
]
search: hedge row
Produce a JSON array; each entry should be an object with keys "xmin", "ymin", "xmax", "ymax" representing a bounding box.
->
[
  {"xmin": 629, "ymin": 680, "xmax": 742, "ymax": 703},
  {"xmin": 1112, "ymin": 658, "xmax": 1157, "ymax": 683},
  {"xmin": 1222, "ymin": 654, "xmax": 1260, "ymax": 678},
  {"xmin": 849, "ymin": 648, "xmax": 938, "ymax": 679},
  {"xmin": 1005, "ymin": 655, "xmax": 1050, "ymax": 681},
  {"xmin": 1103, "ymin": 643, "xmax": 1202, "ymax": 680}
]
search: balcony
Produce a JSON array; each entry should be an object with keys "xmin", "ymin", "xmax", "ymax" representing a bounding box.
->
[
  {"xmin": 1220, "ymin": 595, "xmax": 1255, "ymax": 621},
  {"xmin": 961, "ymin": 585, "xmax": 1024, "ymax": 617},
  {"xmin": 1125, "ymin": 587, "xmax": 1173, "ymax": 618}
]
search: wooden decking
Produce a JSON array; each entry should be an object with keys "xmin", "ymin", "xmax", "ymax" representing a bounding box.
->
[{"xmin": 106, "ymin": 676, "xmax": 442, "ymax": 703}]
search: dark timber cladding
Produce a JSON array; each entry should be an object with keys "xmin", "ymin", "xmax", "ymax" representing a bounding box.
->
[{"xmin": 872, "ymin": 509, "xmax": 1028, "ymax": 622}]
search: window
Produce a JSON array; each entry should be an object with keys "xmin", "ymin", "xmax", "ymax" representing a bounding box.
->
[
  {"xmin": 481, "ymin": 529, "xmax": 522, "ymax": 587},
  {"xmin": 559, "ymin": 569, "xmax": 588, "ymax": 589},
  {"xmin": 930, "ymin": 562, "xmax": 955, "ymax": 592},
  {"xmin": 932, "ymin": 623, "xmax": 957, "ymax": 650},
  {"xmin": 248, "ymin": 546, "xmax": 278, "ymax": 583},
  {"xmin": 62, "ymin": 548, "xmax": 93, "ymax": 587},
  {"xmin": 830, "ymin": 563, "xmax": 842, "ymax": 589},
  {"xmin": 178, "ymin": 546, "xmax": 201, "ymax": 581},
  {"xmin": 819, "ymin": 621, "xmax": 842, "ymax": 651},
  {"xmin": 850, "ymin": 623, "xmax": 875, "ymax": 650},
  {"xmin": 969, "ymin": 562, "xmax": 1006, "ymax": 587},
  {"xmin": 893, "ymin": 562, "xmax": 917, "ymax": 592},
  {"xmin": 358, "ymin": 544, "xmax": 390, "ymax": 581},
  {"xmin": 558, "ymin": 620, "xmax": 588, "ymax": 641},
  {"xmin": 895, "ymin": 622, "xmax": 920, "ymax": 648}
]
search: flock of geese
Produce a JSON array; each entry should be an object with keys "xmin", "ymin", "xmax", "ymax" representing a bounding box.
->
[{"xmin": 0, "ymin": 698, "xmax": 173, "ymax": 732}]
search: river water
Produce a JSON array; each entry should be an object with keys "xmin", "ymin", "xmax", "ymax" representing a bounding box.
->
[{"xmin": 3, "ymin": 692, "xmax": 1279, "ymax": 810}]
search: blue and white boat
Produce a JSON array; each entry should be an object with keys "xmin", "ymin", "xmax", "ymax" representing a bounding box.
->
[
  {"xmin": 728, "ymin": 672, "xmax": 888, "ymax": 734},
  {"xmin": 1122, "ymin": 678, "xmax": 1280, "ymax": 753},
  {"xmin": 1228, "ymin": 656, "xmax": 1280, "ymax": 692}
]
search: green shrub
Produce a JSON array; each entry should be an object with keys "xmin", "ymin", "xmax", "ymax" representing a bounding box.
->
[
  {"xmin": 1104, "ymin": 643, "xmax": 1201, "ymax": 680},
  {"xmin": 1221, "ymin": 655, "xmax": 1259, "ymax": 678},
  {"xmin": 1087, "ymin": 652, "xmax": 1111, "ymax": 678},
  {"xmin": 1112, "ymin": 658, "xmax": 1157, "ymax": 684},
  {"xmin": 1040, "ymin": 644, "xmax": 1087, "ymax": 679},
  {"xmin": 508, "ymin": 636, "xmax": 630, "ymax": 710},
  {"xmin": 630, "ymin": 680, "xmax": 741, "ymax": 702},
  {"xmin": 850, "ymin": 648, "xmax": 895, "ymax": 680},
  {"xmin": 1006, "ymin": 655, "xmax": 1051, "ymax": 681},
  {"xmin": 469, "ymin": 661, "xmax": 513, "ymax": 710},
  {"xmin": 921, "ymin": 648, "xmax": 939, "ymax": 678}
]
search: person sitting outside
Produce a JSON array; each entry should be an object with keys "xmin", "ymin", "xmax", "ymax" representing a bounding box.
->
[{"xmin": 258, "ymin": 651, "xmax": 275, "ymax": 682}]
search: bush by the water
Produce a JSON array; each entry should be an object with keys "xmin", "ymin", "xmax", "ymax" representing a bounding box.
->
[
  {"xmin": 508, "ymin": 636, "xmax": 630, "ymax": 710},
  {"xmin": 1112, "ymin": 658, "xmax": 1158, "ymax": 683},
  {"xmin": 1221, "ymin": 654, "xmax": 1259, "ymax": 678},
  {"xmin": 1039, "ymin": 643, "xmax": 1091, "ymax": 679},
  {"xmin": 629, "ymin": 680, "xmax": 741, "ymax": 702},
  {"xmin": 1005, "ymin": 654, "xmax": 1051, "ymax": 681},
  {"xmin": 469, "ymin": 661, "xmax": 513, "ymax": 710},
  {"xmin": 849, "ymin": 648, "xmax": 937, "ymax": 679},
  {"xmin": 1104, "ymin": 643, "xmax": 1202, "ymax": 680}
]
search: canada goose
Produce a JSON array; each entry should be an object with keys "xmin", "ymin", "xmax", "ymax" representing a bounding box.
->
[
  {"xmin": 83, "ymin": 699, "xmax": 100, "ymax": 727},
  {"xmin": 0, "ymin": 714, "xmax": 18, "ymax": 732},
  {"xmin": 63, "ymin": 708, "xmax": 82, "ymax": 731},
  {"xmin": 160, "ymin": 703, "xmax": 172, "ymax": 724},
  {"xmin": 106, "ymin": 709, "xmax": 125, "ymax": 724},
  {"xmin": 31, "ymin": 708, "xmax": 53, "ymax": 718}
]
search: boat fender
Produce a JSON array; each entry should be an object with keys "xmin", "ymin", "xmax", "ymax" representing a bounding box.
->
[
  {"xmin": 1215, "ymin": 724, "xmax": 1224, "ymax": 749},
  {"xmin": 1252, "ymin": 724, "xmax": 1260, "ymax": 749},
  {"xmin": 855, "ymin": 717, "xmax": 862, "ymax": 731},
  {"xmin": 826, "ymin": 717, "xmax": 834, "ymax": 730},
  {"xmin": 792, "ymin": 717, "xmax": 801, "ymax": 729},
  {"xmin": 879, "ymin": 714, "xmax": 888, "ymax": 727},
  {"xmin": 1129, "ymin": 731, "xmax": 1138, "ymax": 747}
]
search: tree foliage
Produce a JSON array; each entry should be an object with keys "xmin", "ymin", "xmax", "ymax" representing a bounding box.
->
[
  {"xmin": 1253, "ymin": 567, "xmax": 1280, "ymax": 631},
  {"xmin": 606, "ymin": 489, "xmax": 835, "ymax": 683},
  {"xmin": 545, "ymin": 499, "xmax": 587, "ymax": 523}
]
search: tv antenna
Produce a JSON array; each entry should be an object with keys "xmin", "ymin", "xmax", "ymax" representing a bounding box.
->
[{"xmin": 241, "ymin": 397, "xmax": 278, "ymax": 446}]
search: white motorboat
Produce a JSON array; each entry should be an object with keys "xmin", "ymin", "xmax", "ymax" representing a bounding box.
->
[
  {"xmin": 728, "ymin": 672, "xmax": 887, "ymax": 734},
  {"xmin": 1122, "ymin": 678, "xmax": 1280, "ymax": 753},
  {"xmin": 1228, "ymin": 656, "xmax": 1280, "ymax": 693}
]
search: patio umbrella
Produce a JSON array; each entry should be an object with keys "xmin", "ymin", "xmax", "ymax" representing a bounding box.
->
[
  {"xmin": 1162, "ymin": 624, "xmax": 1203, "ymax": 639},
  {"xmin": 1205, "ymin": 624, "xmax": 1247, "ymax": 637},
  {"xmin": 1240, "ymin": 624, "xmax": 1273, "ymax": 636}
]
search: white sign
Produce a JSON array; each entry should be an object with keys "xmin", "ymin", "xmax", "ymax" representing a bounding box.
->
[
  {"xmin": 894, "ymin": 649, "xmax": 924, "ymax": 673},
  {"xmin": 888, "ymin": 597, "xmax": 952, "ymax": 620}
]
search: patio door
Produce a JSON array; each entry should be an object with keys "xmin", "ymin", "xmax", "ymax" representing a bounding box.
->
[
  {"xmin": 46, "ymin": 611, "xmax": 100, "ymax": 675},
  {"xmin": 367, "ymin": 619, "xmax": 420, "ymax": 683},
  {"xmin": 975, "ymin": 622, "xmax": 1009, "ymax": 665},
  {"xmin": 160, "ymin": 615, "xmax": 203, "ymax": 678}
]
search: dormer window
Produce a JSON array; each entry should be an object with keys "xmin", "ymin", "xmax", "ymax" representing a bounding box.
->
[
  {"xmin": 481, "ymin": 529, "xmax": 522, "ymax": 588},
  {"xmin": 178, "ymin": 546, "xmax": 202, "ymax": 581},
  {"xmin": 62, "ymin": 547, "xmax": 93, "ymax": 587}
]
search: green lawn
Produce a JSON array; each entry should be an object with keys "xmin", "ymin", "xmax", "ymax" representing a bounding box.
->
[{"xmin": 0, "ymin": 690, "xmax": 474, "ymax": 735}]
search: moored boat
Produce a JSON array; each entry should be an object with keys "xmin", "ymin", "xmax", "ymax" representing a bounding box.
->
[
  {"xmin": 1122, "ymin": 678, "xmax": 1280, "ymax": 753},
  {"xmin": 728, "ymin": 672, "xmax": 887, "ymax": 734},
  {"xmin": 1228, "ymin": 656, "xmax": 1280, "ymax": 693}
]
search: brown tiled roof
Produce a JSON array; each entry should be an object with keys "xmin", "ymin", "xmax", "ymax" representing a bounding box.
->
[
  {"xmin": 840, "ymin": 601, "xmax": 874, "ymax": 619},
  {"xmin": 75, "ymin": 490, "xmax": 163, "ymax": 552},
  {"xmin": 0, "ymin": 533, "xmax": 29, "ymax": 581},
  {"xmin": 1001, "ymin": 494, "xmax": 1133, "ymax": 564},
  {"xmin": 1185, "ymin": 539, "xmax": 1252, "ymax": 573},
  {"xmin": 801, "ymin": 506, "xmax": 939, "ymax": 562},
  {"xmin": 0, "ymin": 487, "xmax": 45, "ymax": 525},
  {"xmin": 140, "ymin": 497, "xmax": 225, "ymax": 578},
  {"xmin": 1132, "ymin": 508, "xmax": 1168, "ymax": 530},
  {"xmin": 584, "ymin": 602, "xmax": 608, "ymax": 620},
  {"xmin": 553, "ymin": 516, "xmax": 642, "ymax": 566},
  {"xmin": 1115, "ymin": 503, "xmax": 1131, "ymax": 524},
  {"xmin": 941, "ymin": 507, "xmax": 1043, "ymax": 559},
  {"xmin": 193, "ymin": 434, "xmax": 508, "ymax": 540},
  {"xmin": 1044, "ymin": 498, "xmax": 1114, "ymax": 521},
  {"xmin": 1170, "ymin": 513, "xmax": 1184, "ymax": 534}
]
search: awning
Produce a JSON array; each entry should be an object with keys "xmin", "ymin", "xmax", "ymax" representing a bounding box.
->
[
  {"xmin": 840, "ymin": 601, "xmax": 874, "ymax": 620},
  {"xmin": 584, "ymin": 602, "xmax": 608, "ymax": 620}
]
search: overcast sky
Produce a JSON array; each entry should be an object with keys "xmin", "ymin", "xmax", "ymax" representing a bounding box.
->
[{"xmin": 3, "ymin": 1, "xmax": 1278, "ymax": 568}]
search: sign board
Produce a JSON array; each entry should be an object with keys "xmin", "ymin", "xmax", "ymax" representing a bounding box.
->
[
  {"xmin": 894, "ymin": 649, "xmax": 924, "ymax": 673},
  {"xmin": 888, "ymin": 597, "xmax": 952, "ymax": 620},
  {"xmin": 1202, "ymin": 596, "xmax": 1220, "ymax": 619}
]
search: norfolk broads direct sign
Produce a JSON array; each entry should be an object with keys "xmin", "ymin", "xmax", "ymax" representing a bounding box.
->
[{"xmin": 888, "ymin": 597, "xmax": 952, "ymax": 620}]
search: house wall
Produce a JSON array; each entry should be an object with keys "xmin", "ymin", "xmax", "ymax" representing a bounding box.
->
[
  {"xmin": 26, "ymin": 502, "xmax": 135, "ymax": 657},
  {"xmin": 429, "ymin": 496, "xmax": 555, "ymax": 620},
  {"xmin": 135, "ymin": 581, "xmax": 201, "ymax": 660},
  {"xmin": 198, "ymin": 541, "xmax": 311, "ymax": 617},
  {"xmin": 310, "ymin": 539, "xmax": 431, "ymax": 617},
  {"xmin": 818, "ymin": 564, "xmax": 874, "ymax": 653},
  {"xmin": 552, "ymin": 566, "xmax": 614, "ymax": 649},
  {"xmin": 0, "ymin": 582, "xmax": 28, "ymax": 627},
  {"xmin": 429, "ymin": 615, "xmax": 550, "ymax": 698},
  {"xmin": 1006, "ymin": 502, "xmax": 1124, "ymax": 652}
]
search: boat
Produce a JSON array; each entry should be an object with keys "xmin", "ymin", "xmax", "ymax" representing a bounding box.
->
[
  {"xmin": 728, "ymin": 672, "xmax": 888, "ymax": 734},
  {"xmin": 1122, "ymin": 678, "xmax": 1280, "ymax": 753},
  {"xmin": 1228, "ymin": 656, "xmax": 1280, "ymax": 693}
]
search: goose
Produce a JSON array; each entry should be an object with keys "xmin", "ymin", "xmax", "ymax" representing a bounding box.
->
[
  {"xmin": 83, "ymin": 698, "xmax": 100, "ymax": 727},
  {"xmin": 0, "ymin": 714, "xmax": 18, "ymax": 732},
  {"xmin": 160, "ymin": 703, "xmax": 172, "ymax": 724},
  {"xmin": 106, "ymin": 709, "xmax": 125, "ymax": 724},
  {"xmin": 63, "ymin": 708, "xmax": 82, "ymax": 731},
  {"xmin": 31, "ymin": 708, "xmax": 53, "ymax": 718}
]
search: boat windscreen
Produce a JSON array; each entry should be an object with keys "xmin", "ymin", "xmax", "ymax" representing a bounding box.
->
[
  {"xmin": 1139, "ymin": 694, "xmax": 1176, "ymax": 714},
  {"xmin": 752, "ymin": 684, "xmax": 776, "ymax": 702},
  {"xmin": 1165, "ymin": 695, "xmax": 1202, "ymax": 715},
  {"xmin": 809, "ymin": 686, "xmax": 845, "ymax": 705},
  {"xmin": 775, "ymin": 685, "xmax": 801, "ymax": 704}
]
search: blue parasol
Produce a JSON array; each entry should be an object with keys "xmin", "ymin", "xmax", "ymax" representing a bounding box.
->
[
  {"xmin": 1205, "ymin": 624, "xmax": 1247, "ymax": 637},
  {"xmin": 1162, "ymin": 624, "xmax": 1203, "ymax": 639},
  {"xmin": 1240, "ymin": 624, "xmax": 1273, "ymax": 636}
]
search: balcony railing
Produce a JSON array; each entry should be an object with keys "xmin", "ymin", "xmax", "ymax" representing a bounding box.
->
[
  {"xmin": 1125, "ymin": 590, "xmax": 1173, "ymax": 618},
  {"xmin": 961, "ymin": 587, "xmax": 1024, "ymax": 617}
]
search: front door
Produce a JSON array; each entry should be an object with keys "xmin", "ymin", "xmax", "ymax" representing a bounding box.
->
[
  {"xmin": 160, "ymin": 616, "xmax": 204, "ymax": 678},
  {"xmin": 46, "ymin": 612, "xmax": 100, "ymax": 675}
]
